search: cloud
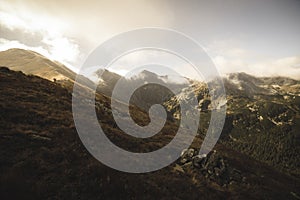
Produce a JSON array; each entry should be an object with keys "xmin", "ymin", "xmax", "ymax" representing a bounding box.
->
[
  {"xmin": 42, "ymin": 37, "xmax": 81, "ymax": 64},
  {"xmin": 0, "ymin": 0, "xmax": 174, "ymax": 51},
  {"xmin": 275, "ymin": 56, "xmax": 300, "ymax": 69},
  {"xmin": 1, "ymin": 0, "xmax": 299, "ymax": 80},
  {"xmin": 250, "ymin": 56, "xmax": 300, "ymax": 79},
  {"xmin": 206, "ymin": 39, "xmax": 300, "ymax": 79},
  {"xmin": 0, "ymin": 38, "xmax": 47, "ymax": 54},
  {"xmin": 107, "ymin": 49, "xmax": 201, "ymax": 79},
  {"xmin": 0, "ymin": 3, "xmax": 82, "ymax": 71},
  {"xmin": 212, "ymin": 54, "xmax": 300, "ymax": 79}
]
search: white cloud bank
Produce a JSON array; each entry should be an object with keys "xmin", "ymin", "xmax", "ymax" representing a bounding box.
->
[{"xmin": 207, "ymin": 39, "xmax": 300, "ymax": 79}]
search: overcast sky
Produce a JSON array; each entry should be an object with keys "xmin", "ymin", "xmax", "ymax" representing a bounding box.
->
[{"xmin": 0, "ymin": 0, "xmax": 300, "ymax": 79}]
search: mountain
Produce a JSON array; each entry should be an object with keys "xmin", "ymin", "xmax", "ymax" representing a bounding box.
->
[
  {"xmin": 0, "ymin": 48, "xmax": 94, "ymax": 89},
  {"xmin": 223, "ymin": 72, "xmax": 300, "ymax": 97},
  {"xmin": 96, "ymin": 68, "xmax": 188, "ymax": 113},
  {"xmin": 222, "ymin": 73, "xmax": 300, "ymax": 176},
  {"xmin": 1, "ymin": 67, "xmax": 299, "ymax": 199},
  {"xmin": 96, "ymin": 69, "xmax": 122, "ymax": 96},
  {"xmin": 165, "ymin": 72, "xmax": 300, "ymax": 176},
  {"xmin": 0, "ymin": 48, "xmax": 75, "ymax": 81},
  {"xmin": 95, "ymin": 69, "xmax": 300, "ymax": 176}
]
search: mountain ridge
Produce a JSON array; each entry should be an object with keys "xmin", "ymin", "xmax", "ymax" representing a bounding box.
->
[{"xmin": 0, "ymin": 48, "xmax": 75, "ymax": 81}]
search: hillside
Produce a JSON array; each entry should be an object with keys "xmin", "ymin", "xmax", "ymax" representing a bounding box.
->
[
  {"xmin": 0, "ymin": 67, "xmax": 299, "ymax": 199},
  {"xmin": 0, "ymin": 48, "xmax": 75, "ymax": 81},
  {"xmin": 0, "ymin": 48, "xmax": 94, "ymax": 89},
  {"xmin": 165, "ymin": 73, "xmax": 300, "ymax": 176}
]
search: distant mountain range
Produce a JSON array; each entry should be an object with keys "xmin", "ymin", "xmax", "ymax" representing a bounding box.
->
[
  {"xmin": 1, "ymin": 48, "xmax": 298, "ymax": 100},
  {"xmin": 223, "ymin": 72, "xmax": 300, "ymax": 97}
]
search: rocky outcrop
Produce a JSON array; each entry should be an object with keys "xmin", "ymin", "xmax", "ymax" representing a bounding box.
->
[{"xmin": 179, "ymin": 148, "xmax": 246, "ymax": 187}]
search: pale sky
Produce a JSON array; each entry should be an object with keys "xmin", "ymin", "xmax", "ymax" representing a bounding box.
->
[{"xmin": 0, "ymin": 0, "xmax": 300, "ymax": 79}]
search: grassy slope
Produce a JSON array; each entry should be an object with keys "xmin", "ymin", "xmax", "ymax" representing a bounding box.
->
[{"xmin": 0, "ymin": 67, "xmax": 299, "ymax": 199}]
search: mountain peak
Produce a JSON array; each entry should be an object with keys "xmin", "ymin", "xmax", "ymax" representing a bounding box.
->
[
  {"xmin": 139, "ymin": 70, "xmax": 157, "ymax": 76},
  {"xmin": 0, "ymin": 48, "xmax": 75, "ymax": 81}
]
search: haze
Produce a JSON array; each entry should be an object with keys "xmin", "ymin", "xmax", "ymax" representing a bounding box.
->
[{"xmin": 0, "ymin": 0, "xmax": 300, "ymax": 79}]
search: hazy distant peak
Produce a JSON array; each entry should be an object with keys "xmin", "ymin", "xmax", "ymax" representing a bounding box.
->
[
  {"xmin": 139, "ymin": 70, "xmax": 158, "ymax": 77},
  {"xmin": 225, "ymin": 72, "xmax": 299, "ymax": 85}
]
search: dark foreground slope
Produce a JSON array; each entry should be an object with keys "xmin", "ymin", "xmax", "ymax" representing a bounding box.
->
[{"xmin": 0, "ymin": 67, "xmax": 299, "ymax": 200}]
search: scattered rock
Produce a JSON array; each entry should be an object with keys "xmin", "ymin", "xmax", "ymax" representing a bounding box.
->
[
  {"xmin": 180, "ymin": 148, "xmax": 195, "ymax": 164},
  {"xmin": 179, "ymin": 148, "xmax": 247, "ymax": 186}
]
